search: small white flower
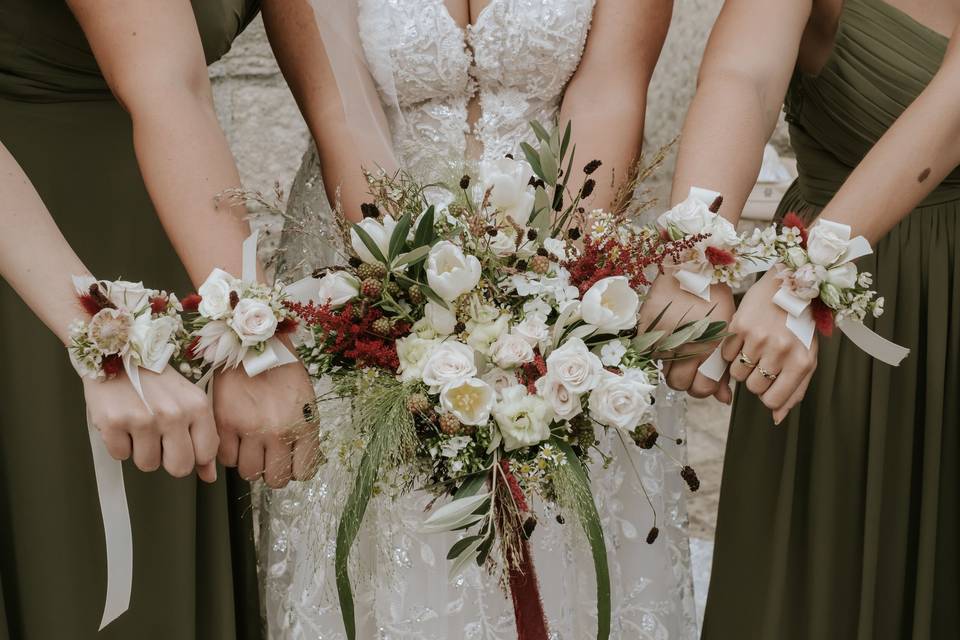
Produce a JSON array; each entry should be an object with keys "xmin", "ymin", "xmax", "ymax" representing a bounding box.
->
[
  {"xmin": 197, "ymin": 268, "xmax": 239, "ymax": 320},
  {"xmin": 440, "ymin": 378, "xmax": 495, "ymax": 426},
  {"xmin": 426, "ymin": 241, "xmax": 482, "ymax": 301},
  {"xmin": 872, "ymin": 296, "xmax": 885, "ymax": 318},
  {"xmin": 819, "ymin": 283, "xmax": 843, "ymax": 309},
  {"xmin": 440, "ymin": 435, "xmax": 473, "ymax": 458},
  {"xmin": 350, "ymin": 215, "xmax": 397, "ymax": 264},
  {"xmin": 545, "ymin": 337, "xmax": 603, "ymax": 393},
  {"xmin": 534, "ymin": 374, "xmax": 582, "ymax": 421},
  {"xmin": 489, "ymin": 332, "xmax": 535, "ymax": 369},
  {"xmin": 599, "ymin": 339, "xmax": 628, "ymax": 367},
  {"xmin": 421, "ymin": 341, "xmax": 477, "ymax": 393},
  {"xmin": 858, "ymin": 272, "xmax": 873, "ymax": 288},
  {"xmin": 493, "ymin": 385, "xmax": 554, "ymax": 451},
  {"xmin": 543, "ymin": 237, "xmax": 571, "ymax": 262},
  {"xmin": 229, "ymin": 298, "xmax": 279, "ymax": 346},
  {"xmin": 424, "ymin": 301, "xmax": 457, "ymax": 336},
  {"xmin": 588, "ymin": 369, "xmax": 656, "ymax": 432},
  {"xmin": 396, "ymin": 335, "xmax": 438, "ymax": 382},
  {"xmin": 488, "ymin": 226, "xmax": 520, "ymax": 257},
  {"xmin": 580, "ymin": 276, "xmax": 640, "ymax": 333},
  {"xmin": 513, "ymin": 313, "xmax": 550, "ymax": 348},
  {"xmin": 314, "ymin": 271, "xmax": 360, "ymax": 308},
  {"xmin": 480, "ymin": 157, "xmax": 536, "ymax": 226}
]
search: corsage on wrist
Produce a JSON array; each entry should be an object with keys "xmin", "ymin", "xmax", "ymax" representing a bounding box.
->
[
  {"xmin": 657, "ymin": 187, "xmax": 775, "ymax": 300},
  {"xmin": 771, "ymin": 214, "xmax": 908, "ymax": 365}
]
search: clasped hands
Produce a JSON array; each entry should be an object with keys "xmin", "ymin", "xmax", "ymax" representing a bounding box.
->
[
  {"xmin": 85, "ymin": 342, "xmax": 320, "ymax": 488},
  {"xmin": 639, "ymin": 268, "xmax": 818, "ymax": 424}
]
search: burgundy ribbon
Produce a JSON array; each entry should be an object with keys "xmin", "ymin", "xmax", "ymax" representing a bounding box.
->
[{"xmin": 508, "ymin": 535, "xmax": 549, "ymax": 640}]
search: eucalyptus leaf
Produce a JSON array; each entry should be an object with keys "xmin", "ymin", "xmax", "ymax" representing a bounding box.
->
[
  {"xmin": 520, "ymin": 142, "xmax": 544, "ymax": 181},
  {"xmin": 559, "ymin": 121, "xmax": 572, "ymax": 164},
  {"xmin": 449, "ymin": 536, "xmax": 486, "ymax": 580},
  {"xmin": 422, "ymin": 492, "xmax": 492, "ymax": 533},
  {"xmin": 455, "ymin": 472, "xmax": 488, "ymax": 499},
  {"xmin": 549, "ymin": 125, "xmax": 561, "ymax": 157},
  {"xmin": 529, "ymin": 120, "xmax": 551, "ymax": 144},
  {"xmin": 539, "ymin": 144, "xmax": 559, "ymax": 186},
  {"xmin": 657, "ymin": 317, "xmax": 712, "ymax": 351},
  {"xmin": 392, "ymin": 244, "xmax": 431, "ymax": 270},
  {"xmin": 632, "ymin": 330, "xmax": 666, "ymax": 354},
  {"xmin": 447, "ymin": 535, "xmax": 484, "ymax": 561}
]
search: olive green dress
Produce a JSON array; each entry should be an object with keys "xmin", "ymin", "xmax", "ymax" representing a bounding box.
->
[
  {"xmin": 0, "ymin": 1, "xmax": 263, "ymax": 638},
  {"xmin": 703, "ymin": 1, "xmax": 960, "ymax": 639}
]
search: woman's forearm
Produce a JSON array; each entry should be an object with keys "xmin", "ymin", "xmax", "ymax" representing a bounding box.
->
[{"xmin": 0, "ymin": 142, "xmax": 91, "ymax": 344}]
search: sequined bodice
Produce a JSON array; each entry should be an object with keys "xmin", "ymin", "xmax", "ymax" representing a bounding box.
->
[{"xmin": 357, "ymin": 0, "xmax": 595, "ymax": 178}]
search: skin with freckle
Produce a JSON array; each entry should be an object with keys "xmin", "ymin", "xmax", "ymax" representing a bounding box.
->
[{"xmin": 918, "ymin": 166, "xmax": 931, "ymax": 182}]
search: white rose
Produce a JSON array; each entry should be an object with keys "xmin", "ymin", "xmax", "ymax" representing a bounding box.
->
[
  {"xmin": 489, "ymin": 332, "xmax": 535, "ymax": 369},
  {"xmin": 465, "ymin": 314, "xmax": 511, "ymax": 355},
  {"xmin": 350, "ymin": 215, "xmax": 397, "ymax": 264},
  {"xmin": 396, "ymin": 335, "xmax": 438, "ymax": 382},
  {"xmin": 545, "ymin": 337, "xmax": 603, "ymax": 393},
  {"xmin": 513, "ymin": 313, "xmax": 550, "ymax": 348},
  {"xmin": 806, "ymin": 222, "xmax": 850, "ymax": 266},
  {"xmin": 130, "ymin": 313, "xmax": 178, "ymax": 371},
  {"xmin": 426, "ymin": 241, "xmax": 482, "ymax": 301},
  {"xmin": 493, "ymin": 385, "xmax": 554, "ymax": 451},
  {"xmin": 787, "ymin": 263, "xmax": 826, "ymax": 300},
  {"xmin": 480, "ymin": 157, "xmax": 536, "ymax": 226},
  {"xmin": 785, "ymin": 246, "xmax": 809, "ymax": 269},
  {"xmin": 106, "ymin": 280, "xmax": 153, "ymax": 311},
  {"xmin": 481, "ymin": 367, "xmax": 519, "ymax": 397},
  {"xmin": 534, "ymin": 374, "xmax": 582, "ymax": 421},
  {"xmin": 315, "ymin": 271, "xmax": 360, "ymax": 308},
  {"xmin": 657, "ymin": 194, "xmax": 713, "ymax": 237},
  {"xmin": 421, "ymin": 341, "xmax": 477, "ymax": 392},
  {"xmin": 588, "ymin": 369, "xmax": 656, "ymax": 431},
  {"xmin": 229, "ymin": 298, "xmax": 278, "ymax": 346},
  {"xmin": 440, "ymin": 377, "xmax": 495, "ymax": 426},
  {"xmin": 825, "ymin": 262, "xmax": 857, "ymax": 289},
  {"xmin": 702, "ymin": 215, "xmax": 740, "ymax": 249},
  {"xmin": 424, "ymin": 301, "xmax": 457, "ymax": 336},
  {"xmin": 197, "ymin": 268, "xmax": 239, "ymax": 320},
  {"xmin": 599, "ymin": 339, "xmax": 628, "ymax": 367},
  {"xmin": 580, "ymin": 276, "xmax": 640, "ymax": 333}
]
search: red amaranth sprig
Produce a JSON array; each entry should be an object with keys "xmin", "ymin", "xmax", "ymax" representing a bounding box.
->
[{"xmin": 500, "ymin": 458, "xmax": 529, "ymax": 513}]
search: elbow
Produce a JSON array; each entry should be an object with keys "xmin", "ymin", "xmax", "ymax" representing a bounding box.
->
[{"xmin": 109, "ymin": 59, "xmax": 216, "ymax": 123}]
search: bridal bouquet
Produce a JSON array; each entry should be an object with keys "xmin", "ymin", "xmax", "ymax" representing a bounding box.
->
[{"xmin": 287, "ymin": 123, "xmax": 726, "ymax": 640}]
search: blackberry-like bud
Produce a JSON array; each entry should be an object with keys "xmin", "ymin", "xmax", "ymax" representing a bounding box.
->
[
  {"xmin": 459, "ymin": 175, "xmax": 471, "ymax": 189},
  {"xmin": 486, "ymin": 226, "xmax": 499, "ymax": 237},
  {"xmin": 454, "ymin": 321, "xmax": 466, "ymax": 334},
  {"xmin": 361, "ymin": 278, "xmax": 382, "ymax": 299},
  {"xmin": 439, "ymin": 413, "xmax": 461, "ymax": 435},
  {"xmin": 631, "ymin": 424, "xmax": 659, "ymax": 450},
  {"xmin": 530, "ymin": 255, "xmax": 550, "ymax": 275},
  {"xmin": 505, "ymin": 153, "xmax": 514, "ymax": 160},
  {"xmin": 361, "ymin": 202, "xmax": 380, "ymax": 219},
  {"xmin": 229, "ymin": 291, "xmax": 240, "ymax": 309},
  {"xmin": 646, "ymin": 527, "xmax": 660, "ymax": 544},
  {"xmin": 406, "ymin": 393, "xmax": 430, "ymax": 415},
  {"xmin": 371, "ymin": 317, "xmax": 393, "ymax": 336},
  {"xmin": 583, "ymin": 159, "xmax": 602, "ymax": 175},
  {"xmin": 371, "ymin": 263, "xmax": 388, "ymax": 279},
  {"xmin": 555, "ymin": 514, "xmax": 565, "ymax": 525},
  {"xmin": 580, "ymin": 179, "xmax": 596, "ymax": 199},
  {"xmin": 526, "ymin": 228, "xmax": 538, "ymax": 241},
  {"xmin": 385, "ymin": 281, "xmax": 402, "ymax": 298},
  {"xmin": 514, "ymin": 259, "xmax": 528, "ymax": 271},
  {"xmin": 577, "ymin": 207, "xmax": 585, "ymax": 214},
  {"xmin": 681, "ymin": 466, "xmax": 700, "ymax": 492},
  {"xmin": 532, "ymin": 178, "xmax": 546, "ymax": 190},
  {"xmin": 536, "ymin": 247, "xmax": 549, "ymax": 257},
  {"xmin": 676, "ymin": 438, "xmax": 684, "ymax": 445},
  {"xmin": 709, "ymin": 195, "xmax": 724, "ymax": 214},
  {"xmin": 522, "ymin": 517, "xmax": 537, "ymax": 540},
  {"xmin": 567, "ymin": 227, "xmax": 581, "ymax": 241},
  {"xmin": 553, "ymin": 194, "xmax": 564, "ymax": 211},
  {"xmin": 356, "ymin": 263, "xmax": 377, "ymax": 280},
  {"xmin": 407, "ymin": 285, "xmax": 426, "ymax": 305},
  {"xmin": 348, "ymin": 256, "xmax": 363, "ymax": 268}
]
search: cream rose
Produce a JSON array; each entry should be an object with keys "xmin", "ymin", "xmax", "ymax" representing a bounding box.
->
[
  {"xmin": 493, "ymin": 385, "xmax": 554, "ymax": 451},
  {"xmin": 580, "ymin": 276, "xmax": 640, "ymax": 333},
  {"xmin": 534, "ymin": 374, "xmax": 582, "ymax": 421},
  {"xmin": 130, "ymin": 313, "xmax": 178, "ymax": 372},
  {"xmin": 426, "ymin": 241, "xmax": 482, "ymax": 301},
  {"xmin": 787, "ymin": 263, "xmax": 826, "ymax": 300},
  {"xmin": 825, "ymin": 262, "xmax": 857, "ymax": 289},
  {"xmin": 657, "ymin": 194, "xmax": 713, "ymax": 237},
  {"xmin": 315, "ymin": 271, "xmax": 360, "ymax": 308},
  {"xmin": 197, "ymin": 268, "xmax": 238, "ymax": 320},
  {"xmin": 480, "ymin": 157, "xmax": 536, "ymax": 226},
  {"xmin": 396, "ymin": 335, "xmax": 438, "ymax": 382},
  {"xmin": 489, "ymin": 332, "xmax": 535, "ymax": 369},
  {"xmin": 513, "ymin": 314, "xmax": 550, "ymax": 348},
  {"xmin": 545, "ymin": 337, "xmax": 603, "ymax": 393},
  {"xmin": 440, "ymin": 377, "xmax": 495, "ymax": 426},
  {"xmin": 229, "ymin": 298, "xmax": 278, "ymax": 346},
  {"xmin": 465, "ymin": 314, "xmax": 511, "ymax": 355},
  {"xmin": 481, "ymin": 367, "xmax": 519, "ymax": 397},
  {"xmin": 807, "ymin": 221, "xmax": 851, "ymax": 266},
  {"xmin": 350, "ymin": 214, "xmax": 397, "ymax": 264},
  {"xmin": 420, "ymin": 341, "xmax": 477, "ymax": 392},
  {"xmin": 588, "ymin": 369, "xmax": 656, "ymax": 431},
  {"xmin": 106, "ymin": 280, "xmax": 152, "ymax": 311}
]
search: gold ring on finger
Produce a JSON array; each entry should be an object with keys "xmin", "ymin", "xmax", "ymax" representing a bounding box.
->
[
  {"xmin": 737, "ymin": 352, "xmax": 756, "ymax": 368},
  {"xmin": 758, "ymin": 367, "xmax": 778, "ymax": 381}
]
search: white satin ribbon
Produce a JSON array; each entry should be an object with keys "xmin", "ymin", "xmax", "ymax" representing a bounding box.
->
[{"xmin": 668, "ymin": 187, "xmax": 722, "ymax": 302}]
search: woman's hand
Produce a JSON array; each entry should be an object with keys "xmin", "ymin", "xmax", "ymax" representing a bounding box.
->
[
  {"xmin": 212, "ymin": 357, "xmax": 320, "ymax": 489},
  {"xmin": 721, "ymin": 269, "xmax": 818, "ymax": 424},
  {"xmin": 638, "ymin": 273, "xmax": 736, "ymax": 403},
  {"xmin": 84, "ymin": 366, "xmax": 219, "ymax": 482}
]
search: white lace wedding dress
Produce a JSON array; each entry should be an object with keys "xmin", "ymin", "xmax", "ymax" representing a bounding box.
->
[{"xmin": 261, "ymin": 1, "xmax": 697, "ymax": 638}]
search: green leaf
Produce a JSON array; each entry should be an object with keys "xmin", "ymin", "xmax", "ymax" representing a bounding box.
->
[
  {"xmin": 632, "ymin": 330, "xmax": 666, "ymax": 354},
  {"xmin": 539, "ymin": 144, "xmax": 559, "ymax": 186},
  {"xmin": 531, "ymin": 186, "xmax": 551, "ymax": 226},
  {"xmin": 559, "ymin": 120, "xmax": 572, "ymax": 165},
  {"xmin": 392, "ymin": 244, "xmax": 431, "ymax": 270},
  {"xmin": 476, "ymin": 529, "xmax": 496, "ymax": 566},
  {"xmin": 553, "ymin": 438, "xmax": 611, "ymax": 640},
  {"xmin": 447, "ymin": 535, "xmax": 484, "ymax": 561},
  {"xmin": 449, "ymin": 535, "xmax": 486, "ymax": 580},
  {"xmin": 529, "ymin": 120, "xmax": 551, "ymax": 144},
  {"xmin": 412, "ymin": 205, "xmax": 436, "ymax": 248},
  {"xmin": 388, "ymin": 212, "xmax": 412, "ymax": 260},
  {"xmin": 549, "ymin": 124, "xmax": 561, "ymax": 157},
  {"xmin": 455, "ymin": 472, "xmax": 488, "ymax": 499},
  {"xmin": 351, "ymin": 223, "xmax": 388, "ymax": 265},
  {"xmin": 520, "ymin": 142, "xmax": 545, "ymax": 180},
  {"xmin": 422, "ymin": 492, "xmax": 492, "ymax": 533},
  {"xmin": 420, "ymin": 284, "xmax": 449, "ymax": 309},
  {"xmin": 642, "ymin": 302, "xmax": 672, "ymax": 333},
  {"xmin": 657, "ymin": 317, "xmax": 713, "ymax": 351}
]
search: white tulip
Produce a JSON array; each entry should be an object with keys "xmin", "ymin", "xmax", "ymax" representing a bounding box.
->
[
  {"xmin": 350, "ymin": 215, "xmax": 397, "ymax": 264},
  {"xmin": 425, "ymin": 241, "xmax": 482, "ymax": 301},
  {"xmin": 480, "ymin": 157, "xmax": 536, "ymax": 226},
  {"xmin": 580, "ymin": 276, "xmax": 640, "ymax": 333},
  {"xmin": 314, "ymin": 271, "xmax": 360, "ymax": 308},
  {"xmin": 545, "ymin": 337, "xmax": 603, "ymax": 393},
  {"xmin": 493, "ymin": 385, "xmax": 554, "ymax": 451},
  {"xmin": 440, "ymin": 377, "xmax": 495, "ymax": 426},
  {"xmin": 420, "ymin": 341, "xmax": 477, "ymax": 393}
]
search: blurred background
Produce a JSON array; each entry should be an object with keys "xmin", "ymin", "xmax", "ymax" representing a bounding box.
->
[{"xmin": 208, "ymin": 1, "xmax": 795, "ymax": 628}]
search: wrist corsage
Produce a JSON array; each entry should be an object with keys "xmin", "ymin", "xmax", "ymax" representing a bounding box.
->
[
  {"xmin": 185, "ymin": 230, "xmax": 300, "ymax": 379},
  {"xmin": 771, "ymin": 214, "xmax": 908, "ymax": 365},
  {"xmin": 657, "ymin": 187, "xmax": 775, "ymax": 300},
  {"xmin": 68, "ymin": 276, "xmax": 186, "ymax": 400}
]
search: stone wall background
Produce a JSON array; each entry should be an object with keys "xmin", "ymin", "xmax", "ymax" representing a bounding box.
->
[{"xmin": 209, "ymin": 2, "xmax": 790, "ymax": 219}]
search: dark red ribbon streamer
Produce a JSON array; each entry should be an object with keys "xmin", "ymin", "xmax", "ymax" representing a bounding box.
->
[{"xmin": 508, "ymin": 536, "xmax": 549, "ymax": 640}]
